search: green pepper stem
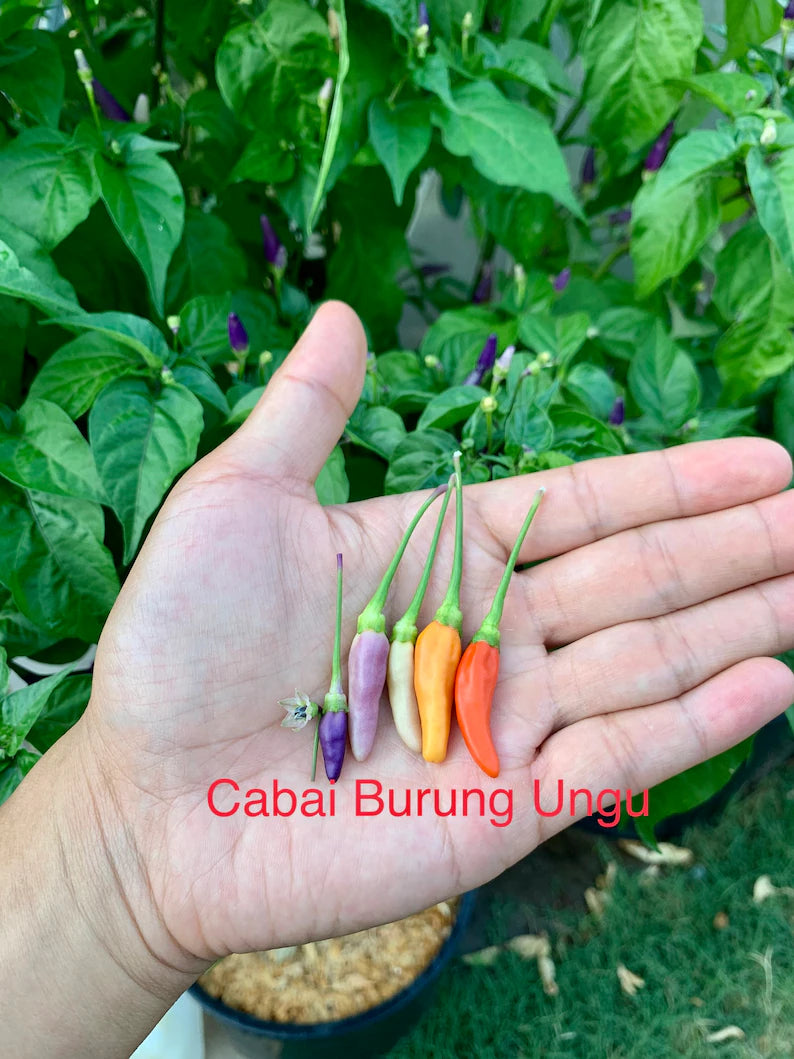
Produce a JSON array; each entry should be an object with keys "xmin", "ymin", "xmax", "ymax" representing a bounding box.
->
[
  {"xmin": 329, "ymin": 552, "xmax": 344, "ymax": 694},
  {"xmin": 433, "ymin": 451, "xmax": 463, "ymax": 631},
  {"xmin": 311, "ymin": 721, "xmax": 320, "ymax": 782},
  {"xmin": 392, "ymin": 473, "xmax": 454, "ymax": 643},
  {"xmin": 473, "ymin": 488, "xmax": 545, "ymax": 647},
  {"xmin": 357, "ymin": 483, "xmax": 446, "ymax": 634}
]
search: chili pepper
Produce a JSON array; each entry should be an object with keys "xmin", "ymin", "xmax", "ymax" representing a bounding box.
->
[
  {"xmin": 260, "ymin": 214, "xmax": 288, "ymax": 270},
  {"xmin": 608, "ymin": 395, "xmax": 625, "ymax": 426},
  {"xmin": 319, "ymin": 553, "xmax": 348, "ymax": 781},
  {"xmin": 581, "ymin": 147, "xmax": 596, "ymax": 187},
  {"xmin": 414, "ymin": 452, "xmax": 464, "ymax": 763},
  {"xmin": 463, "ymin": 333, "xmax": 498, "ymax": 386},
  {"xmin": 643, "ymin": 122, "xmax": 674, "ymax": 175},
  {"xmin": 553, "ymin": 267, "xmax": 571, "ymax": 293},
  {"xmin": 92, "ymin": 79, "xmax": 131, "ymax": 122},
  {"xmin": 348, "ymin": 484, "xmax": 446, "ymax": 760},
  {"xmin": 387, "ymin": 475, "xmax": 454, "ymax": 752},
  {"xmin": 455, "ymin": 488, "xmax": 545, "ymax": 777},
  {"xmin": 227, "ymin": 313, "xmax": 249, "ymax": 354}
]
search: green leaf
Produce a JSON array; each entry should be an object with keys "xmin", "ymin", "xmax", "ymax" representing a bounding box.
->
[
  {"xmin": 0, "ymin": 664, "xmax": 75, "ymax": 759},
  {"xmin": 632, "ymin": 739, "xmax": 753, "ymax": 844},
  {"xmin": 675, "ymin": 72, "xmax": 766, "ymax": 117},
  {"xmin": 774, "ymin": 371, "xmax": 794, "ymax": 456},
  {"xmin": 29, "ymin": 333, "xmax": 144, "ymax": 418},
  {"xmin": 518, "ymin": 312, "xmax": 591, "ymax": 367},
  {"xmin": 230, "ymin": 131, "xmax": 296, "ymax": 185},
  {"xmin": 583, "ymin": 0, "xmax": 703, "ymax": 159},
  {"xmin": 725, "ymin": 0, "xmax": 783, "ymax": 60},
  {"xmin": 549, "ymin": 409, "xmax": 624, "ymax": 459},
  {"xmin": 714, "ymin": 221, "xmax": 794, "ymax": 399},
  {"xmin": 0, "ymin": 239, "xmax": 80, "ymax": 317},
  {"xmin": 628, "ymin": 323, "xmax": 700, "ymax": 432},
  {"xmin": 95, "ymin": 140, "xmax": 185, "ymax": 315},
  {"xmin": 368, "ymin": 99, "xmax": 432, "ymax": 207},
  {"xmin": 631, "ymin": 129, "xmax": 738, "ymax": 297},
  {"xmin": 434, "ymin": 82, "xmax": 581, "ymax": 216},
  {"xmin": 0, "ymin": 586, "xmax": 57, "ymax": 660},
  {"xmin": 0, "ymin": 480, "xmax": 119, "ymax": 643},
  {"xmin": 420, "ymin": 307, "xmax": 516, "ymax": 384},
  {"xmin": 166, "ymin": 212, "xmax": 248, "ymax": 311},
  {"xmin": 596, "ymin": 306, "xmax": 664, "ymax": 361},
  {"xmin": 179, "ymin": 294, "xmax": 233, "ymax": 362},
  {"xmin": 487, "ymin": 0, "xmax": 545, "ymax": 37},
  {"xmin": 215, "ymin": 0, "xmax": 332, "ymax": 128},
  {"xmin": 746, "ymin": 146, "xmax": 794, "ymax": 279},
  {"xmin": 0, "ymin": 30, "xmax": 63, "ymax": 126},
  {"xmin": 417, "ymin": 385, "xmax": 487, "ymax": 432},
  {"xmin": 0, "ymin": 128, "xmax": 98, "ymax": 251},
  {"xmin": 427, "ymin": 0, "xmax": 484, "ymax": 39},
  {"xmin": 346, "ymin": 405, "xmax": 407, "ymax": 460},
  {"xmin": 316, "ymin": 445, "xmax": 349, "ymax": 504},
  {"xmin": 505, "ymin": 381, "xmax": 554, "ymax": 458},
  {"xmin": 89, "ymin": 379, "xmax": 204, "ymax": 564},
  {"xmin": 0, "ymin": 398, "xmax": 104, "ymax": 502},
  {"xmin": 26, "ymin": 672, "xmax": 92, "ymax": 753},
  {"xmin": 48, "ymin": 311, "xmax": 169, "ymax": 369},
  {"xmin": 0, "ymin": 647, "xmax": 7, "ymax": 696},
  {"xmin": 361, "ymin": 0, "xmax": 414, "ymax": 36},
  {"xmin": 0, "ymin": 749, "xmax": 40, "ymax": 805},
  {"xmin": 565, "ymin": 364, "xmax": 617, "ymax": 420},
  {"xmin": 308, "ymin": 0, "xmax": 350, "ymax": 232},
  {"xmin": 171, "ymin": 362, "xmax": 229, "ymax": 417},
  {"xmin": 226, "ymin": 386, "xmax": 265, "ymax": 427},
  {"xmin": 481, "ymin": 39, "xmax": 572, "ymax": 97},
  {"xmin": 385, "ymin": 429, "xmax": 458, "ymax": 494}
]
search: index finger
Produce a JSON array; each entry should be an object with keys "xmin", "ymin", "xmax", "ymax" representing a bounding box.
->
[{"xmin": 467, "ymin": 438, "xmax": 793, "ymax": 561}]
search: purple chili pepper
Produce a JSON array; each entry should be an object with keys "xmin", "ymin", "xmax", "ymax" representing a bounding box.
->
[
  {"xmin": 418, "ymin": 1, "xmax": 430, "ymax": 30},
  {"xmin": 608, "ymin": 396, "xmax": 625, "ymax": 426},
  {"xmin": 320, "ymin": 553, "xmax": 348, "ymax": 781},
  {"xmin": 553, "ymin": 267, "xmax": 571, "ymax": 293},
  {"xmin": 348, "ymin": 630, "xmax": 390, "ymax": 761},
  {"xmin": 463, "ymin": 332, "xmax": 498, "ymax": 386},
  {"xmin": 786, "ymin": 0, "xmax": 794, "ymax": 18},
  {"xmin": 260, "ymin": 213, "xmax": 288, "ymax": 270},
  {"xmin": 92, "ymin": 79, "xmax": 131, "ymax": 122},
  {"xmin": 644, "ymin": 122, "xmax": 674, "ymax": 174},
  {"xmin": 609, "ymin": 208, "xmax": 633, "ymax": 225},
  {"xmin": 320, "ymin": 710, "xmax": 348, "ymax": 782},
  {"xmin": 581, "ymin": 147, "xmax": 596, "ymax": 186},
  {"xmin": 472, "ymin": 262, "xmax": 493, "ymax": 305},
  {"xmin": 227, "ymin": 312, "xmax": 249, "ymax": 353},
  {"xmin": 348, "ymin": 485, "xmax": 446, "ymax": 762}
]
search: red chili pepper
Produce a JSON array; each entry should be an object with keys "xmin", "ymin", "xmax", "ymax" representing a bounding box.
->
[{"xmin": 455, "ymin": 488, "xmax": 545, "ymax": 777}]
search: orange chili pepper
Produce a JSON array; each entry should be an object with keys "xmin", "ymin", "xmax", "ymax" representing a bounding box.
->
[
  {"xmin": 415, "ymin": 453, "xmax": 464, "ymax": 763},
  {"xmin": 455, "ymin": 488, "xmax": 545, "ymax": 777}
]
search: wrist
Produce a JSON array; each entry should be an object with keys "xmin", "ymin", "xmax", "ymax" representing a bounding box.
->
[{"xmin": 0, "ymin": 719, "xmax": 205, "ymax": 1058}]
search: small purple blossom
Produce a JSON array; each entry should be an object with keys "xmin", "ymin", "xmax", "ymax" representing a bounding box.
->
[
  {"xmin": 608, "ymin": 396, "xmax": 625, "ymax": 426},
  {"xmin": 92, "ymin": 80, "xmax": 131, "ymax": 122},
  {"xmin": 418, "ymin": 1, "xmax": 430, "ymax": 30},
  {"xmin": 463, "ymin": 333, "xmax": 498, "ymax": 386},
  {"xmin": 279, "ymin": 691, "xmax": 320, "ymax": 730},
  {"xmin": 472, "ymin": 262, "xmax": 493, "ymax": 304},
  {"xmin": 644, "ymin": 122, "xmax": 674, "ymax": 174},
  {"xmin": 260, "ymin": 213, "xmax": 288, "ymax": 270},
  {"xmin": 581, "ymin": 147, "xmax": 596, "ymax": 186},
  {"xmin": 227, "ymin": 312, "xmax": 249, "ymax": 354},
  {"xmin": 553, "ymin": 267, "xmax": 571, "ymax": 293}
]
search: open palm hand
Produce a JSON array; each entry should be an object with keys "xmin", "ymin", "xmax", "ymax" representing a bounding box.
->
[{"xmin": 79, "ymin": 302, "xmax": 794, "ymax": 969}]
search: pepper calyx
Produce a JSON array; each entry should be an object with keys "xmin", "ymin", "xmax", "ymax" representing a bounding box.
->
[
  {"xmin": 357, "ymin": 605, "xmax": 387, "ymax": 635},
  {"xmin": 391, "ymin": 614, "xmax": 418, "ymax": 644},
  {"xmin": 323, "ymin": 691, "xmax": 348, "ymax": 713},
  {"xmin": 472, "ymin": 623, "xmax": 500, "ymax": 649}
]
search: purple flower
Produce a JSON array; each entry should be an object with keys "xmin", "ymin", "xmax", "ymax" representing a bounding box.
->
[
  {"xmin": 581, "ymin": 147, "xmax": 596, "ymax": 186},
  {"xmin": 92, "ymin": 80, "xmax": 130, "ymax": 122},
  {"xmin": 260, "ymin": 214, "xmax": 288, "ymax": 270},
  {"xmin": 553, "ymin": 267, "xmax": 571, "ymax": 293},
  {"xmin": 644, "ymin": 122, "xmax": 674, "ymax": 174},
  {"xmin": 463, "ymin": 333, "xmax": 498, "ymax": 385},
  {"xmin": 418, "ymin": 1, "xmax": 430, "ymax": 30},
  {"xmin": 608, "ymin": 396, "xmax": 625, "ymax": 426},
  {"xmin": 472, "ymin": 262, "xmax": 493, "ymax": 304},
  {"xmin": 227, "ymin": 312, "xmax": 249, "ymax": 354}
]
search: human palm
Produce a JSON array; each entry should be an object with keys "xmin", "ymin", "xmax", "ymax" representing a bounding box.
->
[{"xmin": 81, "ymin": 302, "xmax": 794, "ymax": 968}]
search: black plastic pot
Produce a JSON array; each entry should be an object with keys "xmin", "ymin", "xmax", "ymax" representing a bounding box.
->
[{"xmin": 190, "ymin": 890, "xmax": 477, "ymax": 1059}]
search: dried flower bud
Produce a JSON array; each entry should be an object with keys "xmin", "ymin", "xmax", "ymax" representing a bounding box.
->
[
  {"xmin": 227, "ymin": 312, "xmax": 249, "ymax": 354},
  {"xmin": 609, "ymin": 208, "xmax": 633, "ymax": 225},
  {"xmin": 133, "ymin": 93, "xmax": 150, "ymax": 124}
]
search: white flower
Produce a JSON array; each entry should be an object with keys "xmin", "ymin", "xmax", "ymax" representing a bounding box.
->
[{"xmin": 279, "ymin": 691, "xmax": 319, "ymax": 730}]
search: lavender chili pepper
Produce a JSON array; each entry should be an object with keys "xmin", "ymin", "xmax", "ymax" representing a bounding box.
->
[
  {"xmin": 320, "ymin": 553, "xmax": 348, "ymax": 782},
  {"xmin": 643, "ymin": 122, "xmax": 674, "ymax": 175},
  {"xmin": 608, "ymin": 395, "xmax": 625, "ymax": 426},
  {"xmin": 785, "ymin": 0, "xmax": 794, "ymax": 20},
  {"xmin": 553, "ymin": 266, "xmax": 571, "ymax": 293},
  {"xmin": 92, "ymin": 79, "xmax": 131, "ymax": 122},
  {"xmin": 581, "ymin": 147, "xmax": 596, "ymax": 187},
  {"xmin": 227, "ymin": 312, "xmax": 249, "ymax": 354},
  {"xmin": 348, "ymin": 484, "xmax": 446, "ymax": 761},
  {"xmin": 463, "ymin": 332, "xmax": 498, "ymax": 386},
  {"xmin": 260, "ymin": 213, "xmax": 288, "ymax": 271}
]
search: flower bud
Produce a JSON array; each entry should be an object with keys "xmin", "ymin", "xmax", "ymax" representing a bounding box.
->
[
  {"xmin": 133, "ymin": 93, "xmax": 150, "ymax": 124},
  {"xmin": 643, "ymin": 122, "xmax": 674, "ymax": 176},
  {"xmin": 537, "ymin": 350, "xmax": 552, "ymax": 367},
  {"xmin": 609, "ymin": 208, "xmax": 632, "ymax": 225},
  {"xmin": 480, "ymin": 395, "xmax": 497, "ymax": 414},
  {"xmin": 415, "ymin": 2, "xmax": 430, "ymax": 57},
  {"xmin": 259, "ymin": 350, "xmax": 273, "ymax": 367},
  {"xmin": 74, "ymin": 49, "xmax": 93, "ymax": 84},
  {"xmin": 760, "ymin": 119, "xmax": 777, "ymax": 146},
  {"xmin": 260, "ymin": 213, "xmax": 288, "ymax": 270},
  {"xmin": 424, "ymin": 354, "xmax": 440, "ymax": 369},
  {"xmin": 166, "ymin": 315, "xmax": 180, "ymax": 335},
  {"xmin": 418, "ymin": 1, "xmax": 430, "ymax": 30},
  {"xmin": 160, "ymin": 367, "xmax": 175, "ymax": 386},
  {"xmin": 586, "ymin": 325, "xmax": 600, "ymax": 340},
  {"xmin": 227, "ymin": 312, "xmax": 249, "ymax": 354},
  {"xmin": 318, "ymin": 77, "xmax": 334, "ymax": 112},
  {"xmin": 513, "ymin": 263, "xmax": 527, "ymax": 301},
  {"xmin": 462, "ymin": 10, "xmax": 473, "ymax": 31},
  {"xmin": 493, "ymin": 344, "xmax": 515, "ymax": 377}
]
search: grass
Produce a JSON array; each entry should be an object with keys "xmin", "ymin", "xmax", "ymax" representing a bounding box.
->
[{"xmin": 391, "ymin": 761, "xmax": 794, "ymax": 1058}]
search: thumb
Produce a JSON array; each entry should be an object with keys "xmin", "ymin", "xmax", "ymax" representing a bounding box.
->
[{"xmin": 225, "ymin": 301, "xmax": 367, "ymax": 493}]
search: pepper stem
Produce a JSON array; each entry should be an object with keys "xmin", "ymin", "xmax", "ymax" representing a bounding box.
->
[
  {"xmin": 357, "ymin": 483, "xmax": 446, "ymax": 634},
  {"xmin": 311, "ymin": 722, "xmax": 320, "ymax": 782},
  {"xmin": 329, "ymin": 552, "xmax": 344, "ymax": 696},
  {"xmin": 473, "ymin": 488, "xmax": 545, "ymax": 648},
  {"xmin": 433, "ymin": 451, "xmax": 463, "ymax": 631},
  {"xmin": 392, "ymin": 473, "xmax": 454, "ymax": 643}
]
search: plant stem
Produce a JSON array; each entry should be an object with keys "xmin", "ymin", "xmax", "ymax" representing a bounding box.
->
[
  {"xmin": 394, "ymin": 475, "xmax": 454, "ymax": 637},
  {"xmin": 557, "ymin": 97, "xmax": 585, "ymax": 141},
  {"xmin": 593, "ymin": 240, "xmax": 631, "ymax": 281},
  {"xmin": 539, "ymin": 0, "xmax": 564, "ymax": 44},
  {"xmin": 330, "ymin": 553, "xmax": 344, "ymax": 694},
  {"xmin": 470, "ymin": 232, "xmax": 495, "ymax": 302},
  {"xmin": 387, "ymin": 74, "xmax": 408, "ymax": 106},
  {"xmin": 434, "ymin": 451, "xmax": 463, "ymax": 630},
  {"xmin": 151, "ymin": 0, "xmax": 166, "ymax": 107}
]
